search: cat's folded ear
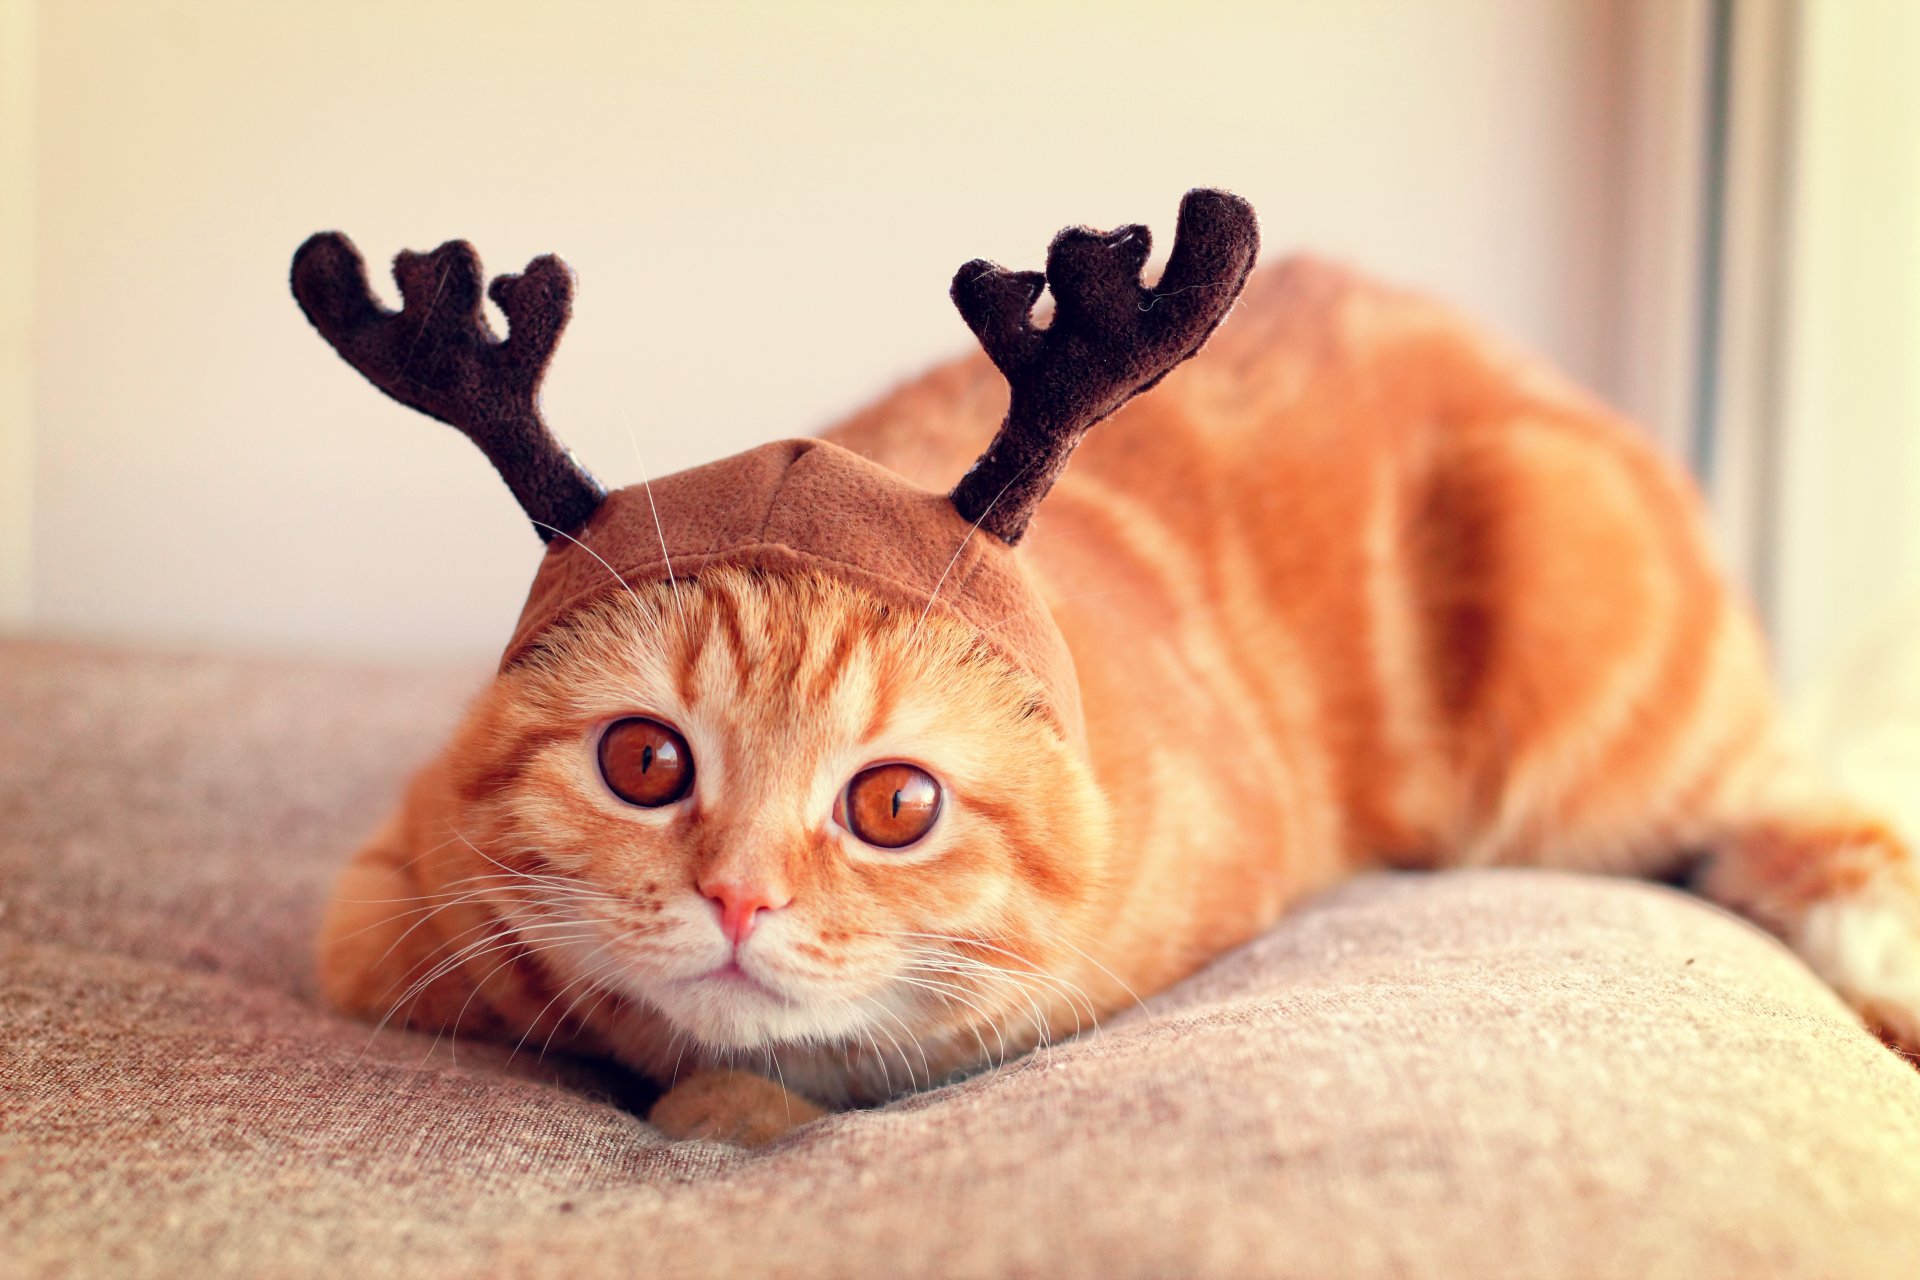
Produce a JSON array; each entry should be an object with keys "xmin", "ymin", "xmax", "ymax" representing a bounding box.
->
[
  {"xmin": 290, "ymin": 232, "xmax": 606, "ymax": 542},
  {"xmin": 948, "ymin": 188, "xmax": 1260, "ymax": 545}
]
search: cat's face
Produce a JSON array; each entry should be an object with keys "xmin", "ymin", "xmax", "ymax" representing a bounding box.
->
[{"xmin": 442, "ymin": 568, "xmax": 1112, "ymax": 1069}]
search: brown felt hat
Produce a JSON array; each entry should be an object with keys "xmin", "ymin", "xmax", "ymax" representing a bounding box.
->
[
  {"xmin": 290, "ymin": 190, "xmax": 1259, "ymax": 737},
  {"xmin": 502, "ymin": 437, "xmax": 1088, "ymax": 735}
]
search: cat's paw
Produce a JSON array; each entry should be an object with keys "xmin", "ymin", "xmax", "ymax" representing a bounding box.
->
[
  {"xmin": 1794, "ymin": 879, "xmax": 1920, "ymax": 1058},
  {"xmin": 648, "ymin": 1069, "xmax": 827, "ymax": 1147}
]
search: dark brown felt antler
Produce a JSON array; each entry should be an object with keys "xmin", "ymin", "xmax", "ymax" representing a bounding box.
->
[
  {"xmin": 949, "ymin": 188, "xmax": 1260, "ymax": 544},
  {"xmin": 290, "ymin": 233, "xmax": 605, "ymax": 541}
]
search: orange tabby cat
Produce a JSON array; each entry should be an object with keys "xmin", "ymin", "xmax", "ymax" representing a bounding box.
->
[{"xmin": 314, "ymin": 211, "xmax": 1920, "ymax": 1147}]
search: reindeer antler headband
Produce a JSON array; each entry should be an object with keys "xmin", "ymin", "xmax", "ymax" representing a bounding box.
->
[
  {"xmin": 289, "ymin": 236, "xmax": 604, "ymax": 541},
  {"xmin": 291, "ymin": 189, "xmax": 1257, "ymax": 548},
  {"xmin": 949, "ymin": 189, "xmax": 1259, "ymax": 542}
]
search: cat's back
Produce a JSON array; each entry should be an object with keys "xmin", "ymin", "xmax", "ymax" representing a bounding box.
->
[
  {"xmin": 826, "ymin": 256, "xmax": 1736, "ymax": 934},
  {"xmin": 824, "ymin": 254, "xmax": 1627, "ymax": 530},
  {"xmin": 823, "ymin": 257, "xmax": 1678, "ymax": 657}
]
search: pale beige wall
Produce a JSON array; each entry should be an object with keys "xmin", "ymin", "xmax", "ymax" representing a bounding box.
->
[
  {"xmin": 0, "ymin": 0, "xmax": 31, "ymax": 626},
  {"xmin": 1775, "ymin": 0, "xmax": 1920, "ymax": 693},
  {"xmin": 24, "ymin": 0, "xmax": 1634, "ymax": 660}
]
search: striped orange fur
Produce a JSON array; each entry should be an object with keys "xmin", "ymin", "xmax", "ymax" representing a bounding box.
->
[{"xmin": 319, "ymin": 258, "xmax": 1920, "ymax": 1142}]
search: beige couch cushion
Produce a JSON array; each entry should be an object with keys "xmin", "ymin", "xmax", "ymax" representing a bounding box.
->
[{"xmin": 5, "ymin": 640, "xmax": 1920, "ymax": 1278}]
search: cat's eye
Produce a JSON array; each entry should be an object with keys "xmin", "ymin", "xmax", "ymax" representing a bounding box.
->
[
  {"xmin": 842, "ymin": 763, "xmax": 942, "ymax": 849},
  {"xmin": 597, "ymin": 717, "xmax": 694, "ymax": 808}
]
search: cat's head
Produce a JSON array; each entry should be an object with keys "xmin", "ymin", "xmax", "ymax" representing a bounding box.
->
[
  {"xmin": 292, "ymin": 191, "xmax": 1256, "ymax": 1078},
  {"xmin": 444, "ymin": 565, "xmax": 1112, "ymax": 1059}
]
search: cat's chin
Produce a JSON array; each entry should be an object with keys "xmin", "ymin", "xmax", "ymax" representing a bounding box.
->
[{"xmin": 630, "ymin": 964, "xmax": 875, "ymax": 1051}]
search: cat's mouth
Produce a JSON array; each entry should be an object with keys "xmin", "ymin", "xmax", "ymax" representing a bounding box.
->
[
  {"xmin": 631, "ymin": 947, "xmax": 890, "ymax": 1052},
  {"xmin": 638, "ymin": 954, "xmax": 814, "ymax": 1048},
  {"xmin": 695, "ymin": 958, "xmax": 780, "ymax": 998}
]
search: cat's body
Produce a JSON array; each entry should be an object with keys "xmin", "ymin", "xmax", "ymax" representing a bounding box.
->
[{"xmin": 320, "ymin": 258, "xmax": 1920, "ymax": 1142}]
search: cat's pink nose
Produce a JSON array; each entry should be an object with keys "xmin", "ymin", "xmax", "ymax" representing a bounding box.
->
[{"xmin": 700, "ymin": 879, "xmax": 790, "ymax": 947}]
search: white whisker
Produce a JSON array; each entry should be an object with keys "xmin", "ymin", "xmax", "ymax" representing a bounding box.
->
[
  {"xmin": 529, "ymin": 519, "xmax": 655, "ymax": 633},
  {"xmin": 619, "ymin": 406, "xmax": 688, "ymax": 638},
  {"xmin": 912, "ymin": 458, "xmax": 1035, "ymax": 640}
]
